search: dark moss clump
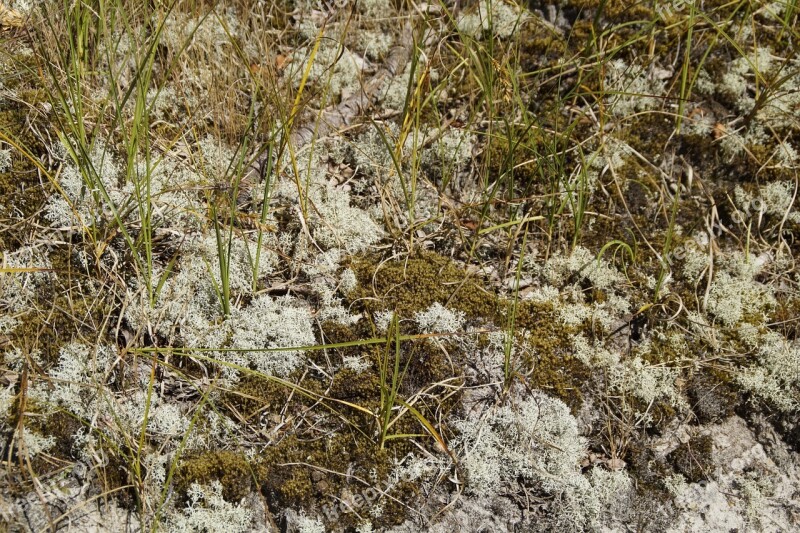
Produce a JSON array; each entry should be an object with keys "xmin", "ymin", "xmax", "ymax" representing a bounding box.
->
[
  {"xmin": 530, "ymin": 349, "xmax": 590, "ymax": 413},
  {"xmin": 177, "ymin": 450, "xmax": 263, "ymax": 504},
  {"xmin": 561, "ymin": 0, "xmax": 654, "ymax": 22},
  {"xmin": 100, "ymin": 451, "xmax": 141, "ymax": 509},
  {"xmin": 623, "ymin": 114, "xmax": 674, "ymax": 163},
  {"xmin": 687, "ymin": 371, "xmax": 740, "ymax": 424},
  {"xmin": 7, "ymin": 270, "xmax": 115, "ymax": 365},
  {"xmin": 774, "ymin": 411, "xmax": 800, "ymax": 453},
  {"xmin": 321, "ymin": 320, "xmax": 460, "ymax": 458},
  {"xmin": 771, "ymin": 297, "xmax": 800, "ymax": 342},
  {"xmin": 0, "ymin": 89, "xmax": 50, "ymax": 250},
  {"xmin": 11, "ymin": 297, "xmax": 92, "ymax": 365},
  {"xmin": 516, "ymin": 301, "xmax": 590, "ymax": 412},
  {"xmin": 516, "ymin": 19, "xmax": 568, "ymax": 72},
  {"xmin": 668, "ymin": 434, "xmax": 714, "ymax": 483},
  {"xmin": 259, "ymin": 433, "xmax": 408, "ymax": 529},
  {"xmin": 222, "ymin": 353, "xmax": 428, "ymax": 528},
  {"xmin": 647, "ymin": 402, "xmax": 678, "ymax": 434},
  {"xmin": 225, "ymin": 375, "xmax": 295, "ymax": 421},
  {"xmin": 41, "ymin": 411, "xmax": 84, "ymax": 460},
  {"xmin": 625, "ymin": 437, "xmax": 672, "ymax": 491},
  {"xmin": 349, "ymin": 250, "xmax": 500, "ymax": 322}
]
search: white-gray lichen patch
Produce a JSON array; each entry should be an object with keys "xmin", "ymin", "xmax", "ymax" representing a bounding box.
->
[
  {"xmin": 456, "ymin": 0, "xmax": 527, "ymax": 39},
  {"xmin": 226, "ymin": 294, "xmax": 316, "ymax": 378},
  {"xmin": 736, "ymin": 330, "xmax": 800, "ymax": 412},
  {"xmin": 275, "ymin": 145, "xmax": 385, "ymax": 254},
  {"xmin": 451, "ymin": 391, "xmax": 632, "ymax": 530},
  {"xmin": 0, "ymin": 245, "xmax": 53, "ymax": 313},
  {"xmin": 706, "ymin": 252, "xmax": 776, "ymax": 327}
]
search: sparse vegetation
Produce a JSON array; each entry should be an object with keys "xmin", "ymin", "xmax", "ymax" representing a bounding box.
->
[{"xmin": 1, "ymin": 0, "xmax": 799, "ymax": 531}]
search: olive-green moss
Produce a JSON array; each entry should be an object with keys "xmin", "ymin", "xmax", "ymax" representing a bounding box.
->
[
  {"xmin": 320, "ymin": 320, "xmax": 462, "ymax": 445},
  {"xmin": 517, "ymin": 19, "xmax": 567, "ymax": 73},
  {"xmin": 177, "ymin": 450, "xmax": 263, "ymax": 504},
  {"xmin": 624, "ymin": 437, "xmax": 674, "ymax": 502},
  {"xmin": 258, "ymin": 433, "xmax": 412, "ymax": 528},
  {"xmin": 216, "ymin": 313, "xmax": 457, "ymax": 528},
  {"xmin": 102, "ymin": 451, "xmax": 140, "ymax": 509},
  {"xmin": 225, "ymin": 375, "xmax": 295, "ymax": 421},
  {"xmin": 668, "ymin": 434, "xmax": 714, "ymax": 483},
  {"xmin": 626, "ymin": 442, "xmax": 665, "ymax": 483},
  {"xmin": 9, "ymin": 290, "xmax": 110, "ymax": 365},
  {"xmin": 517, "ymin": 301, "xmax": 591, "ymax": 412},
  {"xmin": 623, "ymin": 114, "xmax": 673, "ymax": 163},
  {"xmin": 349, "ymin": 251, "xmax": 500, "ymax": 322},
  {"xmin": 561, "ymin": 0, "xmax": 654, "ymax": 22},
  {"xmin": 771, "ymin": 296, "xmax": 800, "ymax": 342},
  {"xmin": 42, "ymin": 411, "xmax": 84, "ymax": 460},
  {"xmin": 0, "ymin": 90, "xmax": 50, "ymax": 250},
  {"xmin": 642, "ymin": 400, "xmax": 679, "ymax": 434}
]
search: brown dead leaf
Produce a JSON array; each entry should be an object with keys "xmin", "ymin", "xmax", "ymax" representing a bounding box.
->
[{"xmin": 275, "ymin": 54, "xmax": 292, "ymax": 71}]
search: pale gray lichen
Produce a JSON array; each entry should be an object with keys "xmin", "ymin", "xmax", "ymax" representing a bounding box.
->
[
  {"xmin": 45, "ymin": 140, "xmax": 131, "ymax": 229},
  {"xmin": 421, "ymin": 129, "xmax": 476, "ymax": 175},
  {"xmin": 414, "ymin": 302, "xmax": 465, "ymax": 334},
  {"xmin": 342, "ymin": 354, "xmax": 371, "ymax": 373},
  {"xmin": 758, "ymin": 181, "xmax": 799, "ymax": 222},
  {"xmin": 609, "ymin": 355, "xmax": 686, "ymax": 410},
  {"xmin": 604, "ymin": 58, "xmax": 667, "ymax": 116},
  {"xmin": 124, "ymin": 230, "xmax": 277, "ymax": 352},
  {"xmin": 226, "ymin": 294, "xmax": 316, "ymax": 379},
  {"xmin": 357, "ymin": 29, "xmax": 394, "ymax": 60},
  {"xmin": 452, "ymin": 391, "xmax": 632, "ymax": 530},
  {"xmin": 276, "ymin": 148, "xmax": 384, "ymax": 254},
  {"xmin": 304, "ymin": 248, "xmax": 361, "ymax": 325},
  {"xmin": 529, "ymin": 247, "xmax": 630, "ymax": 331},
  {"xmin": 29, "ymin": 342, "xmax": 116, "ymax": 418},
  {"xmin": 374, "ymin": 309, "xmax": 395, "ymax": 333},
  {"xmin": 572, "ymin": 334, "xmax": 621, "ymax": 367},
  {"xmin": 705, "ymin": 46, "xmax": 800, "ymax": 134},
  {"xmin": 166, "ymin": 480, "xmax": 253, "ymax": 533},
  {"xmin": 0, "ymin": 383, "xmax": 13, "ymax": 422},
  {"xmin": 358, "ymin": 0, "xmax": 391, "ymax": 18},
  {"xmin": 0, "ymin": 245, "xmax": 53, "ymax": 313},
  {"xmin": 18, "ymin": 430, "xmax": 55, "ymax": 457},
  {"xmin": 158, "ymin": 7, "xmax": 258, "ymax": 98},
  {"xmin": 720, "ymin": 48, "xmax": 775, "ymax": 113},
  {"xmin": 719, "ymin": 123, "xmax": 769, "ymax": 158},
  {"xmin": 706, "ymin": 252, "xmax": 776, "ymax": 327},
  {"xmin": 339, "ymin": 268, "xmax": 358, "ymax": 295},
  {"xmin": 736, "ymin": 330, "xmax": 800, "ymax": 411},
  {"xmin": 536, "ymin": 246, "xmax": 624, "ymax": 292},
  {"xmin": 680, "ymin": 242, "xmax": 710, "ymax": 284},
  {"xmin": 773, "ymin": 141, "xmax": 799, "ymax": 167},
  {"xmin": 45, "ymin": 138, "xmax": 212, "ymax": 234},
  {"xmin": 288, "ymin": 37, "xmax": 365, "ymax": 99},
  {"xmin": 456, "ymin": 0, "xmax": 526, "ymax": 39},
  {"xmin": 453, "ymin": 392, "xmax": 586, "ymax": 495},
  {"xmin": 0, "ymin": 148, "xmax": 11, "ymax": 172},
  {"xmin": 291, "ymin": 511, "xmax": 326, "ymax": 533}
]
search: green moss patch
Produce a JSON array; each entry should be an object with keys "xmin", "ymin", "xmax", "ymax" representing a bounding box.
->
[{"xmin": 349, "ymin": 250, "xmax": 500, "ymax": 322}]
